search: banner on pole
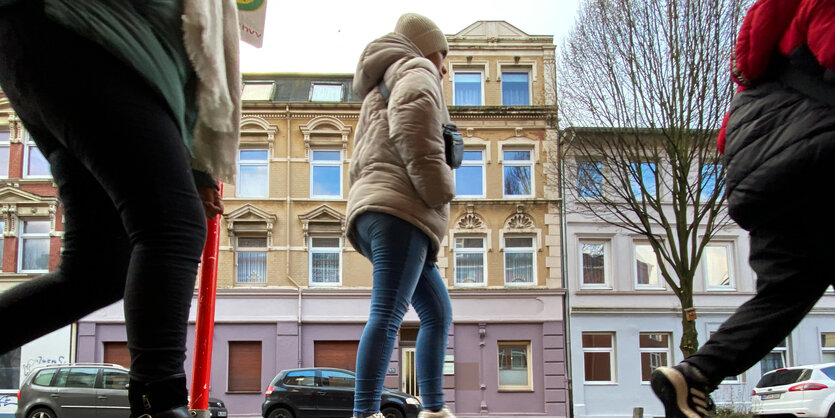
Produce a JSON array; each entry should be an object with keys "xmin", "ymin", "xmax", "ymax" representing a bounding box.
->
[{"xmin": 237, "ymin": 0, "xmax": 268, "ymax": 48}]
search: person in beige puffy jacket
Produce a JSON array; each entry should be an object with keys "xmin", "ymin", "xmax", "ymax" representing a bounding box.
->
[{"xmin": 347, "ymin": 13, "xmax": 456, "ymax": 418}]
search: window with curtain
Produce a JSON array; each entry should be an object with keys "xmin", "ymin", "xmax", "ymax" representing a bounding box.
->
[
  {"xmin": 577, "ymin": 161, "xmax": 603, "ymax": 198},
  {"xmin": 228, "ymin": 341, "xmax": 262, "ymax": 392},
  {"xmin": 823, "ymin": 333, "xmax": 835, "ymax": 363},
  {"xmin": 454, "ymin": 72, "xmax": 482, "ymax": 105},
  {"xmin": 635, "ymin": 243, "xmax": 661, "ymax": 288},
  {"xmin": 704, "ymin": 243, "xmax": 733, "ymax": 290},
  {"xmin": 311, "ymin": 150, "xmax": 342, "ymax": 198},
  {"xmin": 498, "ymin": 341, "xmax": 531, "ymax": 389},
  {"xmin": 311, "ymin": 84, "xmax": 343, "ymax": 102},
  {"xmin": 237, "ymin": 149, "xmax": 269, "ymax": 197},
  {"xmin": 761, "ymin": 339, "xmax": 789, "ymax": 375},
  {"xmin": 582, "ymin": 332, "xmax": 615, "ymax": 383},
  {"xmin": 18, "ymin": 219, "xmax": 50, "ymax": 272},
  {"xmin": 581, "ymin": 241, "xmax": 607, "ymax": 287},
  {"xmin": 236, "ymin": 237, "xmax": 267, "ymax": 284},
  {"xmin": 501, "ymin": 72, "xmax": 530, "ymax": 105},
  {"xmin": 455, "ymin": 237, "xmax": 485, "ymax": 286},
  {"xmin": 503, "ymin": 149, "xmax": 533, "ymax": 197},
  {"xmin": 310, "ymin": 237, "xmax": 341, "ymax": 286},
  {"xmin": 504, "ymin": 236, "xmax": 534, "ymax": 285},
  {"xmin": 455, "ymin": 149, "xmax": 485, "ymax": 197},
  {"xmin": 24, "ymin": 132, "xmax": 50, "ymax": 178},
  {"xmin": 0, "ymin": 130, "xmax": 10, "ymax": 179},
  {"xmin": 639, "ymin": 333, "xmax": 671, "ymax": 382}
]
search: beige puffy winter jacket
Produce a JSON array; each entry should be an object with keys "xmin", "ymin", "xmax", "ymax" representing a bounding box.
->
[{"xmin": 346, "ymin": 33, "xmax": 455, "ymax": 259}]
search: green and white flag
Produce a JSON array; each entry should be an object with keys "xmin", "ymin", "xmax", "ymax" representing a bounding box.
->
[{"xmin": 237, "ymin": 0, "xmax": 268, "ymax": 48}]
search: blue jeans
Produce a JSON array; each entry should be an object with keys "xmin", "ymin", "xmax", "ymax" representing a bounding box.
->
[{"xmin": 353, "ymin": 212, "xmax": 453, "ymax": 417}]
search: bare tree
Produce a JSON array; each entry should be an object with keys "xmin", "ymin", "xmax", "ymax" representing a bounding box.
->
[{"xmin": 558, "ymin": 0, "xmax": 750, "ymax": 357}]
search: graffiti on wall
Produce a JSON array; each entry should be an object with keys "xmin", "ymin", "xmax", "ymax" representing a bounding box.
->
[{"xmin": 22, "ymin": 355, "xmax": 66, "ymax": 376}]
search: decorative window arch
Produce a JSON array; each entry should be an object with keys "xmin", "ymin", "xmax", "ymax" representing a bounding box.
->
[
  {"xmin": 239, "ymin": 116, "xmax": 277, "ymax": 152},
  {"xmin": 299, "ymin": 116, "xmax": 352, "ymax": 159},
  {"xmin": 224, "ymin": 204, "xmax": 277, "ymax": 245},
  {"xmin": 298, "ymin": 205, "xmax": 346, "ymax": 245}
]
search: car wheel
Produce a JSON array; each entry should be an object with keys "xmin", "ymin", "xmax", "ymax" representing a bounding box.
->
[
  {"xmin": 268, "ymin": 407, "xmax": 294, "ymax": 418},
  {"xmin": 828, "ymin": 404, "xmax": 835, "ymax": 418},
  {"xmin": 27, "ymin": 408, "xmax": 56, "ymax": 418},
  {"xmin": 381, "ymin": 406, "xmax": 404, "ymax": 418}
]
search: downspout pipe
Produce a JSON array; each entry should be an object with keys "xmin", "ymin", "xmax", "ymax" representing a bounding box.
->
[{"xmin": 560, "ymin": 128, "xmax": 576, "ymax": 418}]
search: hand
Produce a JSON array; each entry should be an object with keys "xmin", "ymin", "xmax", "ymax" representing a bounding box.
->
[{"xmin": 198, "ymin": 186, "xmax": 224, "ymax": 219}]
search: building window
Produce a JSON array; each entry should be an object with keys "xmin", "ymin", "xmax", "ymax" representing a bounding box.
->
[
  {"xmin": 577, "ymin": 161, "xmax": 603, "ymax": 198},
  {"xmin": 640, "ymin": 333, "xmax": 672, "ymax": 383},
  {"xmin": 310, "ymin": 237, "xmax": 341, "ymax": 286},
  {"xmin": 704, "ymin": 243, "xmax": 733, "ymax": 290},
  {"xmin": 310, "ymin": 150, "xmax": 342, "ymax": 198},
  {"xmin": 0, "ymin": 347, "xmax": 20, "ymax": 390},
  {"xmin": 0, "ymin": 220, "xmax": 4, "ymax": 271},
  {"xmin": 501, "ymin": 72, "xmax": 530, "ymax": 105},
  {"xmin": 311, "ymin": 83, "xmax": 343, "ymax": 102},
  {"xmin": 455, "ymin": 149, "xmax": 485, "ymax": 197},
  {"xmin": 822, "ymin": 333, "xmax": 835, "ymax": 363},
  {"xmin": 700, "ymin": 163, "xmax": 723, "ymax": 199},
  {"xmin": 237, "ymin": 149, "xmax": 269, "ymax": 198},
  {"xmin": 241, "ymin": 82, "xmax": 275, "ymax": 101},
  {"xmin": 761, "ymin": 338, "xmax": 789, "ymax": 375},
  {"xmin": 582, "ymin": 332, "xmax": 615, "ymax": 383},
  {"xmin": 635, "ymin": 243, "xmax": 662, "ymax": 288},
  {"xmin": 503, "ymin": 149, "xmax": 533, "ymax": 197},
  {"xmin": 228, "ymin": 341, "xmax": 262, "ymax": 392},
  {"xmin": 580, "ymin": 240, "xmax": 608, "ymax": 288},
  {"xmin": 18, "ymin": 219, "xmax": 50, "ymax": 273},
  {"xmin": 498, "ymin": 341, "xmax": 532, "ymax": 390},
  {"xmin": 504, "ymin": 236, "xmax": 535, "ymax": 286},
  {"xmin": 630, "ymin": 162, "xmax": 657, "ymax": 199},
  {"xmin": 236, "ymin": 237, "xmax": 267, "ymax": 284},
  {"xmin": 24, "ymin": 133, "xmax": 51, "ymax": 178},
  {"xmin": 453, "ymin": 72, "xmax": 483, "ymax": 106},
  {"xmin": 454, "ymin": 236, "xmax": 486, "ymax": 287},
  {"xmin": 0, "ymin": 130, "xmax": 10, "ymax": 178}
]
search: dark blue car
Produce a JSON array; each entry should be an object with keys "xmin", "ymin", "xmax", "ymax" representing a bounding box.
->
[{"xmin": 261, "ymin": 368, "xmax": 420, "ymax": 418}]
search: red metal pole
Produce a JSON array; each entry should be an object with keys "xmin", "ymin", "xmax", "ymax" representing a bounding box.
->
[{"xmin": 190, "ymin": 184, "xmax": 223, "ymax": 412}]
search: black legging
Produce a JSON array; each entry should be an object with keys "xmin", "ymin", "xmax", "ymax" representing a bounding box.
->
[{"xmin": 0, "ymin": 1, "xmax": 206, "ymax": 382}]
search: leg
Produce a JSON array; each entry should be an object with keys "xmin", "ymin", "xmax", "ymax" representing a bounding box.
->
[
  {"xmin": 353, "ymin": 212, "xmax": 429, "ymax": 418},
  {"xmin": 411, "ymin": 262, "xmax": 452, "ymax": 410},
  {"xmin": 685, "ymin": 224, "xmax": 832, "ymax": 386}
]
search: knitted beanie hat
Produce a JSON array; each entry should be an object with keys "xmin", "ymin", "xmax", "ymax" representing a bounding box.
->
[{"xmin": 394, "ymin": 13, "xmax": 448, "ymax": 57}]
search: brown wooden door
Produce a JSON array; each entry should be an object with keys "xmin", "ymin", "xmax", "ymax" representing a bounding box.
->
[{"xmin": 314, "ymin": 341, "xmax": 359, "ymax": 371}]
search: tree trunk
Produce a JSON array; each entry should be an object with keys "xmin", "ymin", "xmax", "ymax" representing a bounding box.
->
[{"xmin": 679, "ymin": 292, "xmax": 699, "ymax": 358}]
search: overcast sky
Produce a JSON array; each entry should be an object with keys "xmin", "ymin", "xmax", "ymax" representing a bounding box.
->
[{"xmin": 240, "ymin": 0, "xmax": 580, "ymax": 73}]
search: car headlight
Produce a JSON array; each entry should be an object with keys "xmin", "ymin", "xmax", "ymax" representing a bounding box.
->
[{"xmin": 406, "ymin": 397, "xmax": 421, "ymax": 406}]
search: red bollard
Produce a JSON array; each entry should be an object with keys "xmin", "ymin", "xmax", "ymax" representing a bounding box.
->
[{"xmin": 189, "ymin": 184, "xmax": 223, "ymax": 415}]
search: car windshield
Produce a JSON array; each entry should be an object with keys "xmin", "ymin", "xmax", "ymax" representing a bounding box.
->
[{"xmin": 756, "ymin": 369, "xmax": 810, "ymax": 388}]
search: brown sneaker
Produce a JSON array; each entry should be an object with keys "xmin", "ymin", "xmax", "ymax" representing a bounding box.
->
[{"xmin": 651, "ymin": 364, "xmax": 715, "ymax": 418}]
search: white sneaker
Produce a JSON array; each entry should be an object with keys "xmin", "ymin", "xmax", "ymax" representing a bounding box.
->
[
  {"xmin": 352, "ymin": 413, "xmax": 384, "ymax": 418},
  {"xmin": 418, "ymin": 406, "xmax": 455, "ymax": 418}
]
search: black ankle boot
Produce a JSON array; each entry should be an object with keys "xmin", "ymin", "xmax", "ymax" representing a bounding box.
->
[{"xmin": 129, "ymin": 375, "xmax": 189, "ymax": 418}]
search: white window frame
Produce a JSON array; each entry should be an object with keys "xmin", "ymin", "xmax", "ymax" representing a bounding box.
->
[
  {"xmin": 17, "ymin": 219, "xmax": 50, "ymax": 273},
  {"xmin": 576, "ymin": 160, "xmax": 604, "ymax": 199},
  {"xmin": 634, "ymin": 242, "xmax": 664, "ymax": 290},
  {"xmin": 0, "ymin": 219, "xmax": 5, "ymax": 272},
  {"xmin": 761, "ymin": 338, "xmax": 790, "ymax": 375},
  {"xmin": 499, "ymin": 70, "xmax": 532, "ymax": 106},
  {"xmin": 0, "ymin": 130, "xmax": 10, "ymax": 179},
  {"xmin": 455, "ymin": 148, "xmax": 486, "ymax": 198},
  {"xmin": 822, "ymin": 333, "xmax": 835, "ymax": 363},
  {"xmin": 579, "ymin": 240, "xmax": 611, "ymax": 289},
  {"xmin": 502, "ymin": 148, "xmax": 534, "ymax": 198},
  {"xmin": 497, "ymin": 341, "xmax": 533, "ymax": 391},
  {"xmin": 309, "ymin": 236, "xmax": 342, "ymax": 287},
  {"xmin": 452, "ymin": 71, "xmax": 485, "ymax": 106},
  {"xmin": 582, "ymin": 332, "xmax": 617, "ymax": 384},
  {"xmin": 236, "ymin": 148, "xmax": 270, "ymax": 198},
  {"xmin": 639, "ymin": 332, "xmax": 672, "ymax": 383},
  {"xmin": 241, "ymin": 82, "xmax": 275, "ymax": 101},
  {"xmin": 235, "ymin": 236, "xmax": 267, "ymax": 284},
  {"xmin": 503, "ymin": 235, "xmax": 535, "ymax": 286},
  {"xmin": 630, "ymin": 161, "xmax": 657, "ymax": 200},
  {"xmin": 23, "ymin": 132, "xmax": 51, "ymax": 179},
  {"xmin": 454, "ymin": 236, "xmax": 487, "ymax": 288},
  {"xmin": 704, "ymin": 242, "xmax": 735, "ymax": 291},
  {"xmin": 310, "ymin": 149, "xmax": 342, "ymax": 199},
  {"xmin": 310, "ymin": 83, "xmax": 343, "ymax": 102}
]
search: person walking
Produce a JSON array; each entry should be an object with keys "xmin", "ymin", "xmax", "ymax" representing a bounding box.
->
[
  {"xmin": 651, "ymin": 0, "xmax": 835, "ymax": 416},
  {"xmin": 0, "ymin": 1, "xmax": 240, "ymax": 417},
  {"xmin": 346, "ymin": 12, "xmax": 456, "ymax": 418}
]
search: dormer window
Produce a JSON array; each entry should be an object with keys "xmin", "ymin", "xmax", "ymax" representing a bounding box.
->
[{"xmin": 310, "ymin": 83, "xmax": 343, "ymax": 102}]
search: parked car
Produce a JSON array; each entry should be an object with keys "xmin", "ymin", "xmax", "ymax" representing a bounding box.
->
[
  {"xmin": 15, "ymin": 363, "xmax": 227, "ymax": 418},
  {"xmin": 751, "ymin": 363, "xmax": 835, "ymax": 417},
  {"xmin": 262, "ymin": 368, "xmax": 421, "ymax": 418}
]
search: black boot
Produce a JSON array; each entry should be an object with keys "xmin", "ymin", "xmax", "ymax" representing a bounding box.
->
[{"xmin": 129, "ymin": 375, "xmax": 189, "ymax": 418}]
